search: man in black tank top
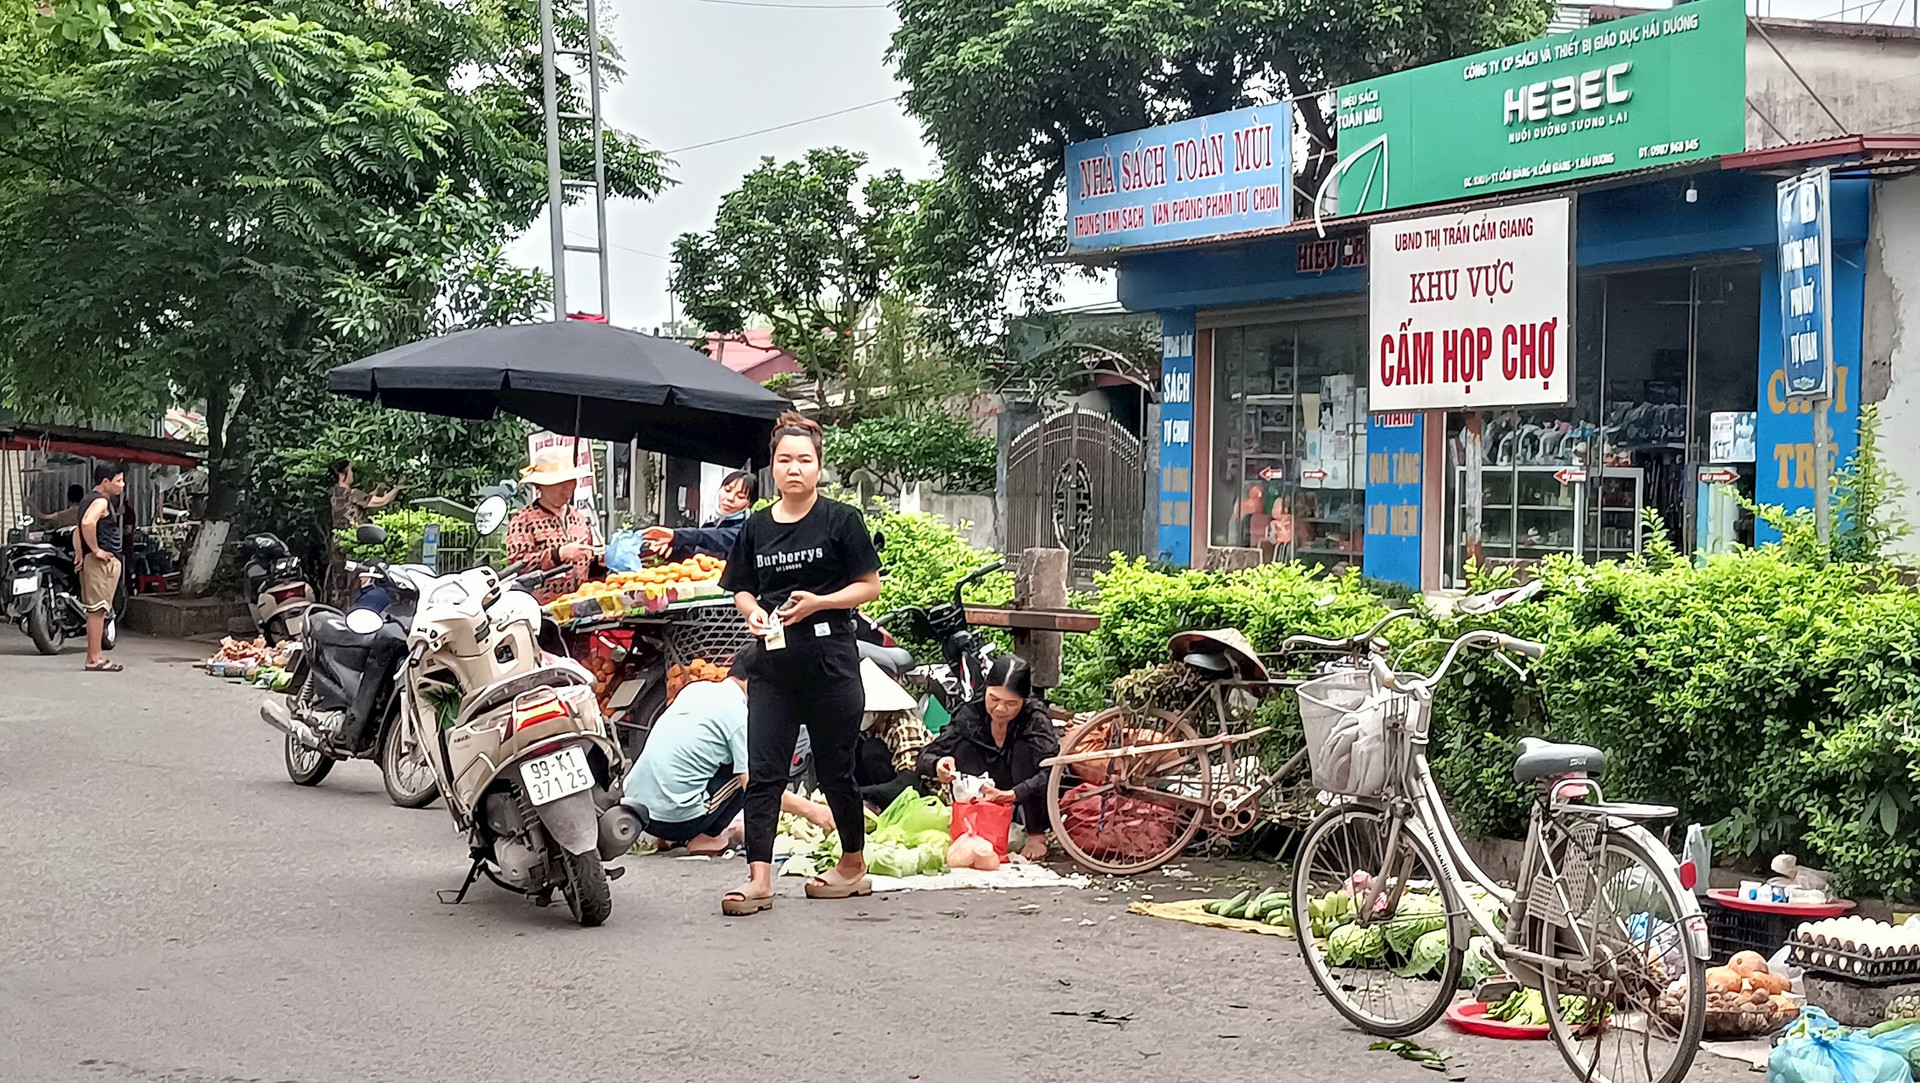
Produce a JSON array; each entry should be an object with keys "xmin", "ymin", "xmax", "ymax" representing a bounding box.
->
[{"xmin": 76, "ymin": 462, "xmax": 127, "ymax": 672}]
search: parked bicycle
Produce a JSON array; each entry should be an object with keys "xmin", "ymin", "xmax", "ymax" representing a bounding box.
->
[
  {"xmin": 1290, "ymin": 620, "xmax": 1710, "ymax": 1083},
  {"xmin": 1039, "ymin": 612, "xmax": 1411, "ymax": 876}
]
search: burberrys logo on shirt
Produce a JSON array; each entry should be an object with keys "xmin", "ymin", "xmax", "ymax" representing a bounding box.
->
[{"xmin": 758, "ymin": 547, "xmax": 824, "ymax": 569}]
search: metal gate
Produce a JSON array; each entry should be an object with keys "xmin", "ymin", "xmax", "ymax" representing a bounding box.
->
[{"xmin": 1005, "ymin": 407, "xmax": 1146, "ymax": 585}]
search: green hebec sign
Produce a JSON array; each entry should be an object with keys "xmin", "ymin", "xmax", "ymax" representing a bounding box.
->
[{"xmin": 1334, "ymin": 0, "xmax": 1746, "ymax": 215}]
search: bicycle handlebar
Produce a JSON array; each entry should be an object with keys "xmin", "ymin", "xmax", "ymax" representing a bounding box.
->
[
  {"xmin": 1371, "ymin": 629, "xmax": 1545, "ymax": 693},
  {"xmin": 1276, "ymin": 608, "xmax": 1419, "ymax": 655}
]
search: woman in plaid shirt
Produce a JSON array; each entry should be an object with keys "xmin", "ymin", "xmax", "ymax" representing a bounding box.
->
[{"xmin": 505, "ymin": 447, "xmax": 600, "ymax": 604}]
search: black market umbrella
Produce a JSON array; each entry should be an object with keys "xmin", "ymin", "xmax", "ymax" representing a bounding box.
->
[{"xmin": 328, "ymin": 321, "xmax": 789, "ymax": 467}]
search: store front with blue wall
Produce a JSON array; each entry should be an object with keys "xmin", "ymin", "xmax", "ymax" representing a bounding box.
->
[{"xmin": 1118, "ymin": 167, "xmax": 1871, "ymax": 589}]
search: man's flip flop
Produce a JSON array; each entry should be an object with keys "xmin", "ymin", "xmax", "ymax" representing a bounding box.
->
[
  {"xmin": 803, "ymin": 872, "xmax": 873, "ymax": 900},
  {"xmin": 85, "ymin": 661, "xmax": 124, "ymax": 673},
  {"xmin": 721, "ymin": 891, "xmax": 773, "ymax": 916}
]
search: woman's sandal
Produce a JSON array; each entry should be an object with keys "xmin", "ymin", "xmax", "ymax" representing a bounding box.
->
[
  {"xmin": 85, "ymin": 660, "xmax": 124, "ymax": 673},
  {"xmin": 803, "ymin": 868, "xmax": 873, "ymax": 900},
  {"xmin": 721, "ymin": 890, "xmax": 774, "ymax": 916}
]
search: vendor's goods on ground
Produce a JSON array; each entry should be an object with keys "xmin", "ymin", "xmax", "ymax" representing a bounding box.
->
[
  {"xmin": 201, "ymin": 636, "xmax": 293, "ymax": 688},
  {"xmin": 1768, "ymin": 1006, "xmax": 1920, "ymax": 1083},
  {"xmin": 1658, "ymin": 950, "xmax": 1801, "ymax": 1038},
  {"xmin": 1792, "ymin": 918, "xmax": 1920, "ymax": 984},
  {"xmin": 775, "ymin": 789, "xmax": 951, "ymax": 879},
  {"xmin": 544, "ymin": 555, "xmax": 726, "ymax": 624}
]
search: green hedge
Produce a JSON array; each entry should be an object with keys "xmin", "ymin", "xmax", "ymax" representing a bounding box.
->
[
  {"xmin": 1043, "ymin": 545, "xmax": 1920, "ymax": 901},
  {"xmin": 863, "ymin": 507, "xmax": 1011, "ymax": 660},
  {"xmin": 336, "ymin": 508, "xmax": 471, "ymax": 565}
]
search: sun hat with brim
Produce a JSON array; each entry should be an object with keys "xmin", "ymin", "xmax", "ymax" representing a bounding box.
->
[
  {"xmin": 1166, "ymin": 628, "xmax": 1270, "ymax": 683},
  {"xmin": 521, "ymin": 446, "xmax": 592, "ymax": 486}
]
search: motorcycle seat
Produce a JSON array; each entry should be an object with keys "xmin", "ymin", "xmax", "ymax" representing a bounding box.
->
[{"xmin": 857, "ymin": 640, "xmax": 914, "ymax": 674}]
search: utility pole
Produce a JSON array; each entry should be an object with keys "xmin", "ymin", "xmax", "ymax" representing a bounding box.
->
[{"xmin": 538, "ymin": 0, "xmax": 616, "ymax": 534}]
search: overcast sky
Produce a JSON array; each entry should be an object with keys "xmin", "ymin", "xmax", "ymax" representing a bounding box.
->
[
  {"xmin": 502, "ymin": 0, "xmax": 1089, "ymax": 331},
  {"xmin": 505, "ymin": 0, "xmax": 1911, "ymax": 331}
]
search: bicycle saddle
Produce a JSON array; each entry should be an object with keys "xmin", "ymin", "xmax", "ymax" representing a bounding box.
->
[{"xmin": 1513, "ymin": 737, "xmax": 1607, "ymax": 784}]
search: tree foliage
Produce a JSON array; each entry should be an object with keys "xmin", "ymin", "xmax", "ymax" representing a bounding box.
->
[
  {"xmin": 671, "ymin": 146, "xmax": 994, "ymax": 415},
  {"xmin": 888, "ymin": 0, "xmax": 1556, "ymax": 302},
  {"xmin": 824, "ymin": 411, "xmax": 995, "ymax": 494},
  {"xmin": 670, "ymin": 147, "xmax": 920, "ymax": 391},
  {"xmin": 0, "ymin": 0, "xmax": 666, "ymax": 587}
]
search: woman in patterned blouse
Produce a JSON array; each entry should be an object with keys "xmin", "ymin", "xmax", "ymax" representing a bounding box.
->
[{"xmin": 505, "ymin": 447, "xmax": 600, "ymax": 604}]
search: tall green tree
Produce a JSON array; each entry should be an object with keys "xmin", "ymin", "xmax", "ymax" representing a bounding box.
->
[
  {"xmin": 670, "ymin": 148, "xmax": 921, "ymax": 398},
  {"xmin": 889, "ymin": 0, "xmax": 1556, "ymax": 306},
  {"xmin": 0, "ymin": 0, "xmax": 666, "ymax": 591}
]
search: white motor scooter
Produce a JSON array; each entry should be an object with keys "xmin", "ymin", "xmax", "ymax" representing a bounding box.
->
[{"xmin": 383, "ymin": 539, "xmax": 643, "ymax": 926}]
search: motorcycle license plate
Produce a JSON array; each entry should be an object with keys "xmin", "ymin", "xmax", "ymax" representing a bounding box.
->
[
  {"xmin": 520, "ymin": 746, "xmax": 593, "ymax": 806},
  {"xmin": 10, "ymin": 576, "xmax": 36, "ymax": 596}
]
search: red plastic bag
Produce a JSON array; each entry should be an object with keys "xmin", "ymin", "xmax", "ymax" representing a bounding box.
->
[{"xmin": 950, "ymin": 801, "xmax": 1014, "ymax": 857}]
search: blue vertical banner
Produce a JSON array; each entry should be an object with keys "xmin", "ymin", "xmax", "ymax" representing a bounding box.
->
[
  {"xmin": 1157, "ymin": 312, "xmax": 1196, "ymax": 566},
  {"xmin": 1776, "ymin": 170, "xmax": 1833, "ymax": 398},
  {"xmin": 420, "ymin": 522, "xmax": 440, "ymax": 573},
  {"xmin": 1364, "ymin": 412, "xmax": 1424, "ymax": 588},
  {"xmin": 1756, "ymin": 246, "xmax": 1862, "ymax": 539}
]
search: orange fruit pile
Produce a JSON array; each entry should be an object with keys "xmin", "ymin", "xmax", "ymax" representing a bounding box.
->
[
  {"xmin": 608, "ymin": 554, "xmax": 724, "ymax": 589},
  {"xmin": 667, "ymin": 657, "xmax": 730, "ymax": 699}
]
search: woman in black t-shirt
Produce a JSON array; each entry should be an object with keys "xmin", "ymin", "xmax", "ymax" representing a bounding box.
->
[{"xmin": 716, "ymin": 412, "xmax": 882, "ymax": 915}]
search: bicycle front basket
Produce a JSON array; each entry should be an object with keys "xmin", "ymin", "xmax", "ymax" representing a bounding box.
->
[{"xmin": 1296, "ymin": 670, "xmax": 1402, "ymax": 798}]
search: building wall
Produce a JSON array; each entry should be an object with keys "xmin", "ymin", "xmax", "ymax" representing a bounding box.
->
[
  {"xmin": 1865, "ymin": 172, "xmax": 1920, "ymax": 558},
  {"xmin": 1119, "ymin": 169, "xmax": 1878, "ymax": 573},
  {"xmin": 1744, "ymin": 21, "xmax": 1920, "ymax": 150}
]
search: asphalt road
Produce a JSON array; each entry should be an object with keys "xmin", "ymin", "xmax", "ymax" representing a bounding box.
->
[{"xmin": 0, "ymin": 634, "xmax": 1757, "ymax": 1083}]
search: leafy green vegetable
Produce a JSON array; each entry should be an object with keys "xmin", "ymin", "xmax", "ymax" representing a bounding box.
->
[
  {"xmin": 866, "ymin": 841, "xmax": 920, "ymax": 878},
  {"xmin": 1486, "ymin": 989, "xmax": 1547, "ymax": 1026},
  {"xmin": 1393, "ymin": 928, "xmax": 1451, "ymax": 979},
  {"xmin": 1326, "ymin": 923, "xmax": 1386, "ymax": 967},
  {"xmin": 1383, "ymin": 894, "xmax": 1446, "ymax": 955}
]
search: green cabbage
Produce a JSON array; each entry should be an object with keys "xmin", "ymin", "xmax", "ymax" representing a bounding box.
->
[
  {"xmin": 917, "ymin": 841, "xmax": 950, "ymax": 875},
  {"xmin": 1326, "ymin": 923, "xmax": 1387, "ymax": 966},
  {"xmin": 1393, "ymin": 928, "xmax": 1451, "ymax": 978},
  {"xmin": 1383, "ymin": 894, "xmax": 1447, "ymax": 955},
  {"xmin": 866, "ymin": 841, "xmax": 919, "ymax": 878}
]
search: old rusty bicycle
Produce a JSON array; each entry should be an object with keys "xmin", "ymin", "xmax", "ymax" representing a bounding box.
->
[{"xmin": 1040, "ymin": 611, "xmax": 1413, "ymax": 876}]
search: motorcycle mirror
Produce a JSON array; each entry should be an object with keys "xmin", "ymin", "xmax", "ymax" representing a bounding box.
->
[
  {"xmin": 356, "ymin": 523, "xmax": 389, "ymax": 546},
  {"xmin": 474, "ymin": 495, "xmax": 508, "ymax": 537}
]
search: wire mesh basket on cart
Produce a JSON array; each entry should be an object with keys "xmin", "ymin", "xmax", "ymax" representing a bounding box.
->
[
  {"xmin": 661, "ymin": 600, "xmax": 755, "ymax": 667},
  {"xmin": 1295, "ymin": 669, "xmax": 1423, "ymax": 798}
]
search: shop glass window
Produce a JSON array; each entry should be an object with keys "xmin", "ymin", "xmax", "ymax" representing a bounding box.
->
[
  {"xmin": 1444, "ymin": 261, "xmax": 1761, "ymax": 584},
  {"xmin": 1210, "ymin": 315, "xmax": 1368, "ymax": 572}
]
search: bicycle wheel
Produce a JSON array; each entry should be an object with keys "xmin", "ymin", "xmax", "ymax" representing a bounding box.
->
[
  {"xmin": 1047, "ymin": 707, "xmax": 1210, "ymax": 876},
  {"xmin": 1292, "ymin": 802, "xmax": 1464, "ymax": 1037},
  {"xmin": 1538, "ymin": 827, "xmax": 1705, "ymax": 1083}
]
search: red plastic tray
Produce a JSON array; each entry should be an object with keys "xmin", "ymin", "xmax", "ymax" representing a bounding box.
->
[
  {"xmin": 1707, "ymin": 888, "xmax": 1855, "ymax": 918},
  {"xmin": 1445, "ymin": 1000, "xmax": 1550, "ymax": 1040}
]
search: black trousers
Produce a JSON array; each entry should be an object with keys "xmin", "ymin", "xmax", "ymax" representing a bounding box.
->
[{"xmin": 743, "ymin": 632, "xmax": 865, "ymax": 865}]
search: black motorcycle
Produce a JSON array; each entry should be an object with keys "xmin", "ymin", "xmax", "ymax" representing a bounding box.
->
[
  {"xmin": 866, "ymin": 557, "xmax": 1004, "ymax": 713},
  {"xmin": 260, "ymin": 548, "xmax": 439, "ymax": 808},
  {"xmin": 4, "ymin": 527, "xmax": 120, "ymax": 655}
]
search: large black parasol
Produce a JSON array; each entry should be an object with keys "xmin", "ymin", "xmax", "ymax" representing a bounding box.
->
[{"xmin": 328, "ymin": 321, "xmax": 789, "ymax": 467}]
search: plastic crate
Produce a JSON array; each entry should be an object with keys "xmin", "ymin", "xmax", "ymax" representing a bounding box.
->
[{"xmin": 1703, "ymin": 897, "xmax": 1801, "ymax": 959}]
